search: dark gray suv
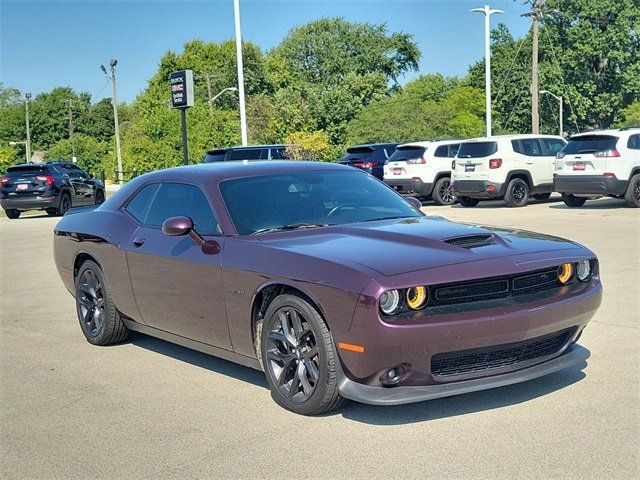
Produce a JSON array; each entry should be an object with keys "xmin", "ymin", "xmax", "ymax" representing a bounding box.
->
[{"xmin": 203, "ymin": 145, "xmax": 289, "ymax": 163}]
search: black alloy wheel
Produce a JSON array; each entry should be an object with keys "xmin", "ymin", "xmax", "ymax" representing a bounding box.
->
[
  {"xmin": 432, "ymin": 177, "xmax": 455, "ymax": 205},
  {"xmin": 77, "ymin": 268, "xmax": 105, "ymax": 338},
  {"xmin": 95, "ymin": 189, "xmax": 105, "ymax": 205},
  {"xmin": 504, "ymin": 178, "xmax": 529, "ymax": 207},
  {"xmin": 260, "ymin": 294, "xmax": 345, "ymax": 415},
  {"xmin": 57, "ymin": 193, "xmax": 71, "ymax": 216},
  {"xmin": 624, "ymin": 173, "xmax": 640, "ymax": 208}
]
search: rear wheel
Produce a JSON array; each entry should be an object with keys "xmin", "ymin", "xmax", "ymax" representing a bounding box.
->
[
  {"xmin": 259, "ymin": 294, "xmax": 345, "ymax": 415},
  {"xmin": 624, "ymin": 173, "xmax": 640, "ymax": 208},
  {"xmin": 504, "ymin": 178, "xmax": 529, "ymax": 207},
  {"xmin": 75, "ymin": 260, "xmax": 129, "ymax": 346},
  {"xmin": 457, "ymin": 196, "xmax": 479, "ymax": 207},
  {"xmin": 533, "ymin": 192, "xmax": 552, "ymax": 201},
  {"xmin": 5, "ymin": 209, "xmax": 20, "ymax": 219},
  {"xmin": 57, "ymin": 193, "xmax": 71, "ymax": 216},
  {"xmin": 46, "ymin": 208, "xmax": 58, "ymax": 216},
  {"xmin": 562, "ymin": 194, "xmax": 587, "ymax": 208},
  {"xmin": 432, "ymin": 177, "xmax": 455, "ymax": 205},
  {"xmin": 94, "ymin": 189, "xmax": 105, "ymax": 205}
]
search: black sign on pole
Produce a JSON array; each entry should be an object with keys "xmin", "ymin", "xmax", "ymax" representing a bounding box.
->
[{"xmin": 170, "ymin": 70, "xmax": 194, "ymax": 165}]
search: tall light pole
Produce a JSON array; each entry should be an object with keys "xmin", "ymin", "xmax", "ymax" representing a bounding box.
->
[
  {"xmin": 471, "ymin": 5, "xmax": 503, "ymax": 137},
  {"xmin": 9, "ymin": 141, "xmax": 28, "ymax": 163},
  {"xmin": 233, "ymin": 0, "xmax": 248, "ymax": 146},
  {"xmin": 540, "ymin": 89, "xmax": 563, "ymax": 137},
  {"xmin": 101, "ymin": 59, "xmax": 124, "ymax": 185},
  {"xmin": 13, "ymin": 90, "xmax": 32, "ymax": 162}
]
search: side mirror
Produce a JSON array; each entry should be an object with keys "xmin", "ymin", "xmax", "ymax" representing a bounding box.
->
[
  {"xmin": 405, "ymin": 196, "xmax": 423, "ymax": 210},
  {"xmin": 162, "ymin": 216, "xmax": 193, "ymax": 236}
]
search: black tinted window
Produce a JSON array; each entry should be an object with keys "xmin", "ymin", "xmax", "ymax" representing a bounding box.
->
[
  {"xmin": 270, "ymin": 147, "xmax": 288, "ymax": 159},
  {"xmin": 4, "ymin": 165, "xmax": 48, "ymax": 178},
  {"xmin": 434, "ymin": 143, "xmax": 460, "ymax": 158},
  {"xmin": 204, "ymin": 151, "xmax": 227, "ymax": 163},
  {"xmin": 229, "ymin": 148, "xmax": 262, "ymax": 160},
  {"xmin": 125, "ymin": 184, "xmax": 159, "ymax": 223},
  {"xmin": 542, "ymin": 138, "xmax": 566, "ymax": 155},
  {"xmin": 457, "ymin": 142, "xmax": 498, "ymax": 158},
  {"xmin": 562, "ymin": 135, "xmax": 618, "ymax": 154},
  {"xmin": 627, "ymin": 134, "xmax": 640, "ymax": 150},
  {"xmin": 388, "ymin": 146, "xmax": 426, "ymax": 162},
  {"xmin": 145, "ymin": 183, "xmax": 219, "ymax": 235},
  {"xmin": 512, "ymin": 139, "xmax": 544, "ymax": 156}
]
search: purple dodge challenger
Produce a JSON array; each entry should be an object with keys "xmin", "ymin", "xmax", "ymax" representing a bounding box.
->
[{"xmin": 54, "ymin": 161, "xmax": 602, "ymax": 415}]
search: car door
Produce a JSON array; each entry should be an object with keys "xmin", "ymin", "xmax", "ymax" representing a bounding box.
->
[
  {"xmin": 123, "ymin": 182, "xmax": 231, "ymax": 350},
  {"xmin": 61, "ymin": 165, "xmax": 91, "ymax": 205},
  {"xmin": 518, "ymin": 138, "xmax": 549, "ymax": 186}
]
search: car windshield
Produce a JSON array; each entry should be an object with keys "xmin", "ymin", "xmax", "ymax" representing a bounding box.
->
[
  {"xmin": 457, "ymin": 142, "xmax": 498, "ymax": 158},
  {"xmin": 219, "ymin": 170, "xmax": 421, "ymax": 235},
  {"xmin": 387, "ymin": 146, "xmax": 425, "ymax": 162},
  {"xmin": 561, "ymin": 135, "xmax": 618, "ymax": 154}
]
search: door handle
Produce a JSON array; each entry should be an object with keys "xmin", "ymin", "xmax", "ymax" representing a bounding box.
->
[{"xmin": 132, "ymin": 237, "xmax": 145, "ymax": 247}]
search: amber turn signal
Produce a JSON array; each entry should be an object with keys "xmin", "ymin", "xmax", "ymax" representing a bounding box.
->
[
  {"xmin": 558, "ymin": 263, "xmax": 574, "ymax": 284},
  {"xmin": 406, "ymin": 286, "xmax": 428, "ymax": 310}
]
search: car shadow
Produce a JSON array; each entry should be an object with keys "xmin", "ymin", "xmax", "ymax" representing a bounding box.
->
[
  {"xmin": 549, "ymin": 198, "xmax": 630, "ymax": 210},
  {"xmin": 129, "ymin": 333, "xmax": 587, "ymax": 424},
  {"xmin": 129, "ymin": 333, "xmax": 268, "ymax": 388},
  {"xmin": 447, "ymin": 196, "xmax": 563, "ymax": 210},
  {"xmin": 11, "ymin": 213, "xmax": 53, "ymax": 220}
]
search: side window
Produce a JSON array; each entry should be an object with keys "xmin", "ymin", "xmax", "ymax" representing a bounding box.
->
[
  {"xmin": 145, "ymin": 183, "xmax": 219, "ymax": 235},
  {"xmin": 627, "ymin": 134, "xmax": 640, "ymax": 150},
  {"xmin": 229, "ymin": 148, "xmax": 262, "ymax": 160},
  {"xmin": 270, "ymin": 148, "xmax": 288, "ymax": 160},
  {"xmin": 448, "ymin": 143, "xmax": 460, "ymax": 157},
  {"xmin": 124, "ymin": 184, "xmax": 159, "ymax": 223},
  {"xmin": 542, "ymin": 138, "xmax": 566, "ymax": 155},
  {"xmin": 515, "ymin": 139, "xmax": 544, "ymax": 157},
  {"xmin": 434, "ymin": 145, "xmax": 448, "ymax": 157}
]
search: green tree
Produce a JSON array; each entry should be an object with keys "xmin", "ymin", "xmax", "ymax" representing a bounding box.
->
[
  {"xmin": 47, "ymin": 134, "xmax": 110, "ymax": 174},
  {"xmin": 617, "ymin": 102, "xmax": 640, "ymax": 127},
  {"xmin": 0, "ymin": 145, "xmax": 21, "ymax": 174}
]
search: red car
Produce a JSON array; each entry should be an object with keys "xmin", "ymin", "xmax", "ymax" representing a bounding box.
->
[{"xmin": 54, "ymin": 161, "xmax": 601, "ymax": 415}]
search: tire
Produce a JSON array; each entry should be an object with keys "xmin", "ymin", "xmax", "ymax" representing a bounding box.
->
[
  {"xmin": 457, "ymin": 196, "xmax": 479, "ymax": 207},
  {"xmin": 624, "ymin": 173, "xmax": 640, "ymax": 208},
  {"xmin": 94, "ymin": 189, "xmax": 105, "ymax": 205},
  {"xmin": 75, "ymin": 260, "xmax": 129, "ymax": 346},
  {"xmin": 504, "ymin": 178, "xmax": 530, "ymax": 207},
  {"xmin": 562, "ymin": 193, "xmax": 587, "ymax": 208},
  {"xmin": 46, "ymin": 208, "xmax": 58, "ymax": 216},
  {"xmin": 533, "ymin": 193, "xmax": 551, "ymax": 201},
  {"xmin": 5, "ymin": 209, "xmax": 20, "ymax": 219},
  {"xmin": 431, "ymin": 177, "xmax": 455, "ymax": 206},
  {"xmin": 57, "ymin": 192, "xmax": 71, "ymax": 216},
  {"xmin": 259, "ymin": 294, "xmax": 345, "ymax": 415}
]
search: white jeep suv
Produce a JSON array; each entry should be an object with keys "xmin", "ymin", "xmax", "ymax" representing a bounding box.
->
[
  {"xmin": 383, "ymin": 140, "xmax": 460, "ymax": 205},
  {"xmin": 553, "ymin": 127, "xmax": 640, "ymax": 208},
  {"xmin": 451, "ymin": 134, "xmax": 566, "ymax": 207}
]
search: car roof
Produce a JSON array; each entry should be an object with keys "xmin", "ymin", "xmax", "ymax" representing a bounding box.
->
[
  {"xmin": 460, "ymin": 134, "xmax": 565, "ymax": 143},
  {"xmin": 206, "ymin": 144, "xmax": 288, "ymax": 154},
  {"xmin": 570, "ymin": 127, "xmax": 640, "ymax": 138},
  {"xmin": 396, "ymin": 139, "xmax": 461, "ymax": 148}
]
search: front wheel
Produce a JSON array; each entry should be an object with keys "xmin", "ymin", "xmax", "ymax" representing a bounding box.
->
[
  {"xmin": 75, "ymin": 260, "xmax": 129, "ymax": 346},
  {"xmin": 624, "ymin": 173, "xmax": 640, "ymax": 208},
  {"xmin": 259, "ymin": 294, "xmax": 345, "ymax": 415},
  {"xmin": 504, "ymin": 178, "xmax": 530, "ymax": 207},
  {"xmin": 94, "ymin": 189, "xmax": 105, "ymax": 205},
  {"xmin": 5, "ymin": 209, "xmax": 20, "ymax": 219},
  {"xmin": 457, "ymin": 196, "xmax": 479, "ymax": 207},
  {"xmin": 432, "ymin": 177, "xmax": 455, "ymax": 205},
  {"xmin": 562, "ymin": 194, "xmax": 587, "ymax": 208},
  {"xmin": 57, "ymin": 193, "xmax": 71, "ymax": 216}
]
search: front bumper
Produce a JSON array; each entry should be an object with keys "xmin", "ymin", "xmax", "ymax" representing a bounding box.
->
[
  {"xmin": 452, "ymin": 180, "xmax": 504, "ymax": 198},
  {"xmin": 337, "ymin": 343, "xmax": 589, "ymax": 405},
  {"xmin": 553, "ymin": 175, "xmax": 628, "ymax": 196},
  {"xmin": 1, "ymin": 195, "xmax": 58, "ymax": 211},
  {"xmin": 385, "ymin": 178, "xmax": 433, "ymax": 196}
]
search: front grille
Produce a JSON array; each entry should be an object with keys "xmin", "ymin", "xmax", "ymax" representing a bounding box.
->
[
  {"xmin": 428, "ymin": 267, "xmax": 561, "ymax": 307},
  {"xmin": 444, "ymin": 234, "xmax": 495, "ymax": 248},
  {"xmin": 431, "ymin": 328, "xmax": 574, "ymax": 377}
]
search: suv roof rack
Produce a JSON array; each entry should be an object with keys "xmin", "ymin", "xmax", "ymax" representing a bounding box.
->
[{"xmin": 619, "ymin": 126, "xmax": 640, "ymax": 131}]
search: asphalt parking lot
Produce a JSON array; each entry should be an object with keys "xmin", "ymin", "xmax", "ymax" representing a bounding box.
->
[{"xmin": 1, "ymin": 195, "xmax": 638, "ymax": 479}]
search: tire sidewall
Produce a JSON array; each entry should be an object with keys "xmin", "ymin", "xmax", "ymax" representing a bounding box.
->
[
  {"xmin": 624, "ymin": 174, "xmax": 640, "ymax": 207},
  {"xmin": 260, "ymin": 294, "xmax": 335, "ymax": 415},
  {"xmin": 505, "ymin": 178, "xmax": 529, "ymax": 207},
  {"xmin": 59, "ymin": 193, "xmax": 71, "ymax": 215}
]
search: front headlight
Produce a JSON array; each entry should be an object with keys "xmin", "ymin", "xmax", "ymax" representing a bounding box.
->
[
  {"xmin": 576, "ymin": 260, "xmax": 592, "ymax": 281},
  {"xmin": 379, "ymin": 289, "xmax": 401, "ymax": 315},
  {"xmin": 558, "ymin": 263, "xmax": 574, "ymax": 284}
]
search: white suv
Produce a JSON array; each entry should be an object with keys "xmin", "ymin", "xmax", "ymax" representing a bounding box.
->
[
  {"xmin": 553, "ymin": 128, "xmax": 640, "ymax": 208},
  {"xmin": 383, "ymin": 140, "xmax": 460, "ymax": 205},
  {"xmin": 451, "ymin": 134, "xmax": 566, "ymax": 207}
]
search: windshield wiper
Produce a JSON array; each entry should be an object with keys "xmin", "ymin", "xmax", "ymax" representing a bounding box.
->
[{"xmin": 251, "ymin": 223, "xmax": 330, "ymax": 235}]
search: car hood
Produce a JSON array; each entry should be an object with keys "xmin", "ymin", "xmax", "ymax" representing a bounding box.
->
[{"xmin": 258, "ymin": 216, "xmax": 584, "ymax": 276}]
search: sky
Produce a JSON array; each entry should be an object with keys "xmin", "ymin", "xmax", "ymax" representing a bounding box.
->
[{"xmin": 0, "ymin": 0, "xmax": 532, "ymax": 103}]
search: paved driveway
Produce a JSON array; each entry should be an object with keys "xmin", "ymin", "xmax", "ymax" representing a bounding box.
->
[{"xmin": 1, "ymin": 196, "xmax": 638, "ymax": 479}]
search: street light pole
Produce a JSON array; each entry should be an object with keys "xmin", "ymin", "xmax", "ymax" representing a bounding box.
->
[
  {"xmin": 233, "ymin": 0, "xmax": 248, "ymax": 146},
  {"xmin": 540, "ymin": 90, "xmax": 563, "ymax": 137},
  {"xmin": 24, "ymin": 93, "xmax": 32, "ymax": 163},
  {"xmin": 9, "ymin": 141, "xmax": 28, "ymax": 163},
  {"xmin": 471, "ymin": 5, "xmax": 503, "ymax": 137},
  {"xmin": 101, "ymin": 59, "xmax": 124, "ymax": 185}
]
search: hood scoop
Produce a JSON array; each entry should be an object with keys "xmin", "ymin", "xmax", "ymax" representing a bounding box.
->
[{"xmin": 444, "ymin": 234, "xmax": 495, "ymax": 249}]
